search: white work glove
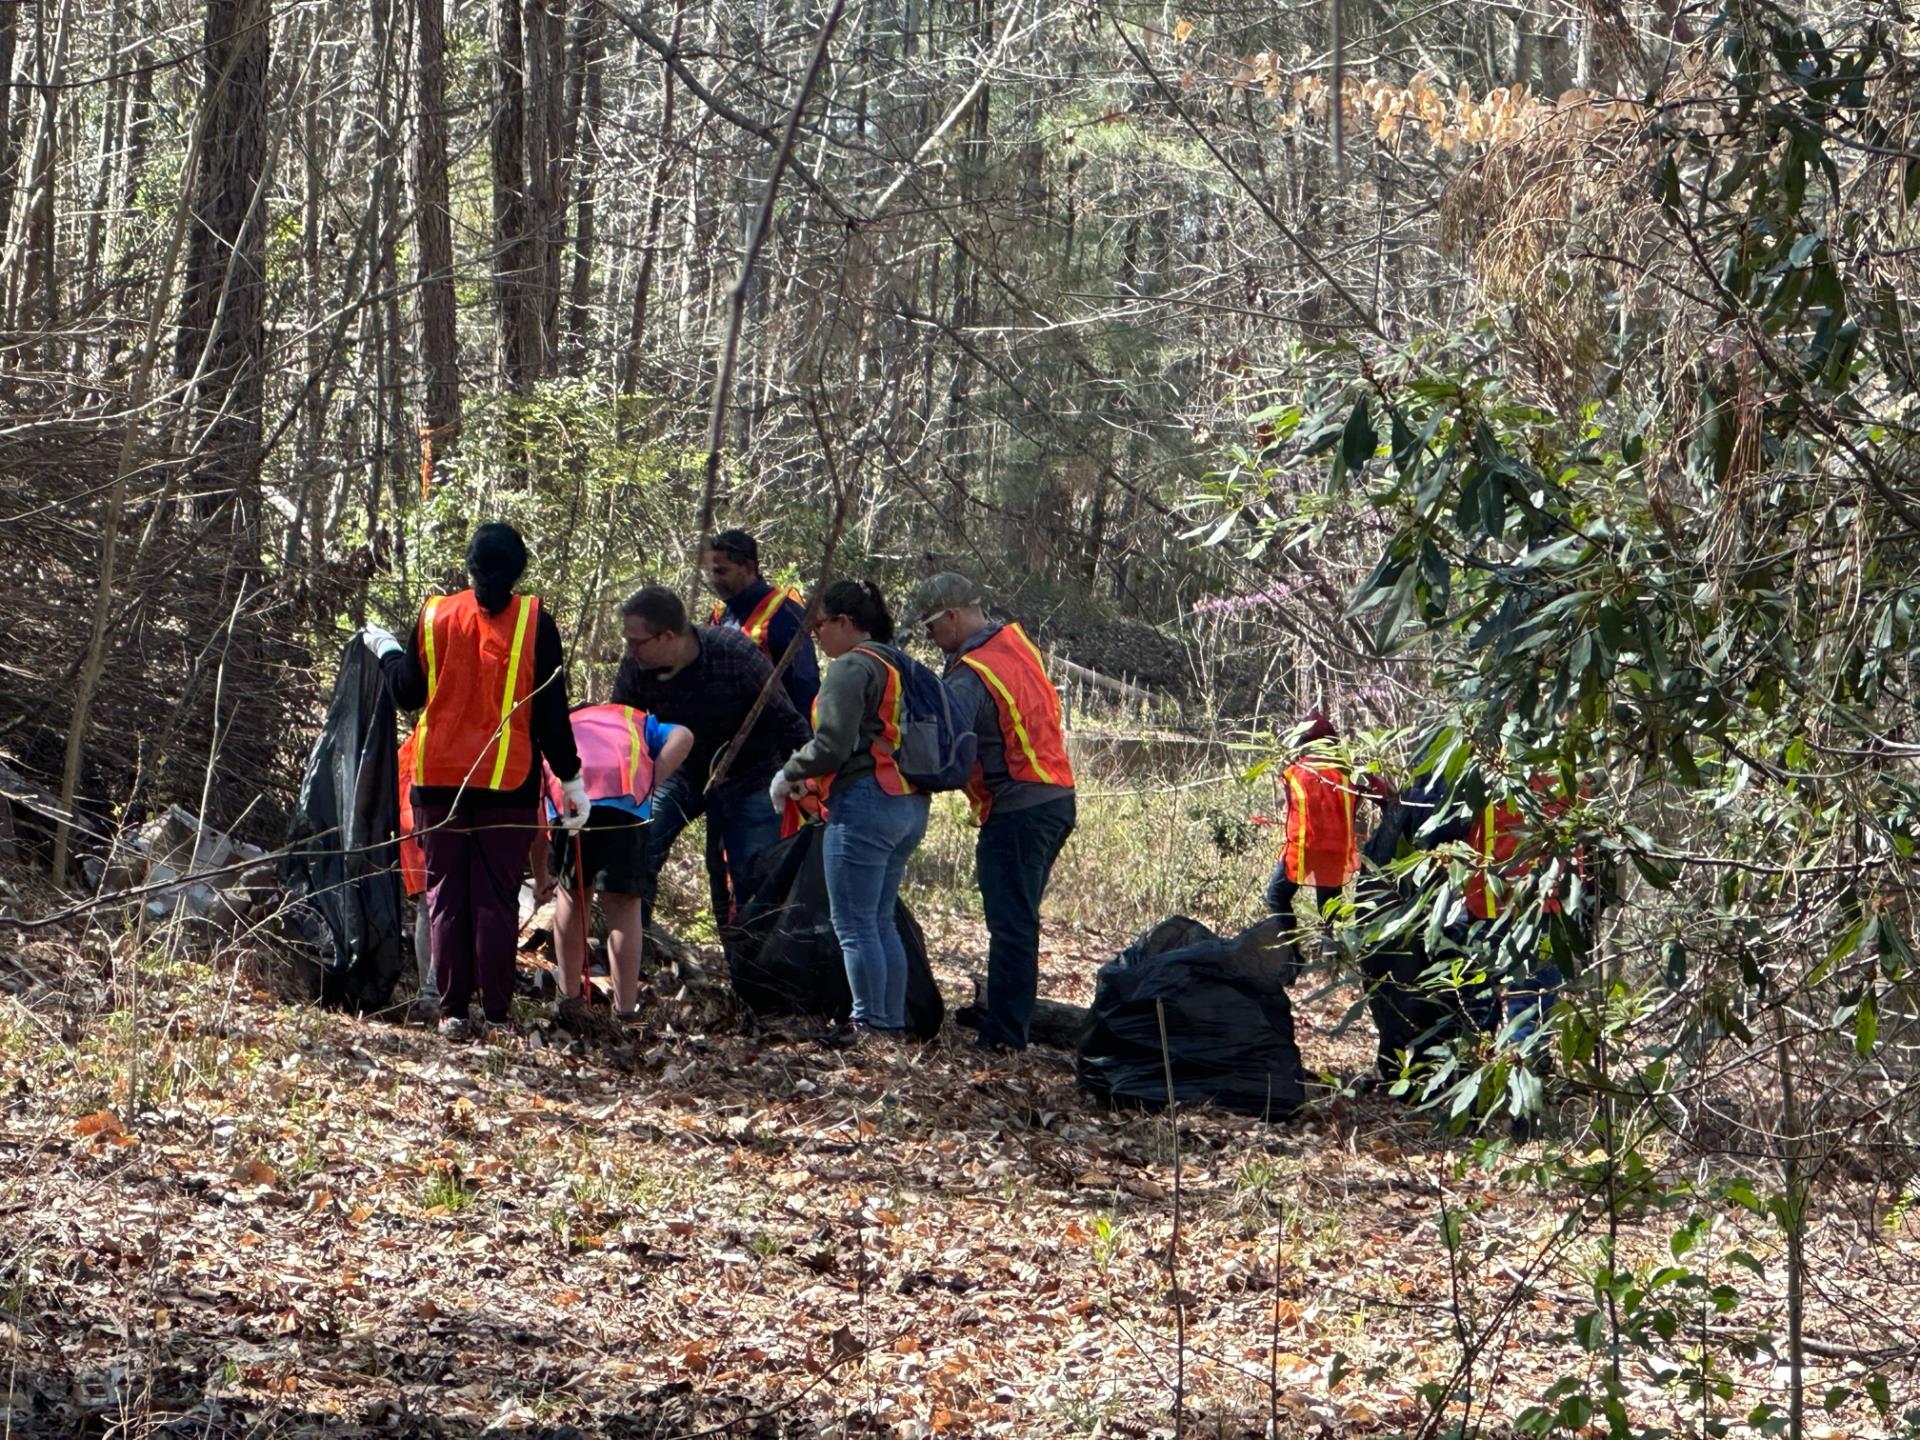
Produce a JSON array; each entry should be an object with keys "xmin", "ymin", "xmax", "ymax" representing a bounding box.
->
[
  {"xmin": 769, "ymin": 770, "xmax": 797, "ymax": 816},
  {"xmin": 362, "ymin": 624, "xmax": 403, "ymax": 660},
  {"xmin": 559, "ymin": 776, "xmax": 592, "ymax": 835}
]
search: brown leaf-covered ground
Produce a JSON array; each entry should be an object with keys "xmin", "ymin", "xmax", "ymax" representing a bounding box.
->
[{"xmin": 1, "ymin": 869, "xmax": 1908, "ymax": 1439}]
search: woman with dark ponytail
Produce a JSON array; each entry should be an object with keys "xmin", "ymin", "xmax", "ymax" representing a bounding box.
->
[
  {"xmin": 770, "ymin": 580, "xmax": 930, "ymax": 1040},
  {"xmin": 364, "ymin": 523, "xmax": 589, "ymax": 1039}
]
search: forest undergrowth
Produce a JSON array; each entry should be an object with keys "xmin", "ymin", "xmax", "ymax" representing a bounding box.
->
[{"xmin": 2, "ymin": 836, "xmax": 1910, "ymax": 1440}]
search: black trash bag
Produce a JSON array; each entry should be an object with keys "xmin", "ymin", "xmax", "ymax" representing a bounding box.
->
[
  {"xmin": 1076, "ymin": 915, "xmax": 1306, "ymax": 1119},
  {"xmin": 730, "ymin": 824, "xmax": 945, "ymax": 1039},
  {"xmin": 283, "ymin": 636, "xmax": 406, "ymax": 1011}
]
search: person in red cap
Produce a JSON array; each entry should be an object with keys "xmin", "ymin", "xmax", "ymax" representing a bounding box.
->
[{"xmin": 1264, "ymin": 712, "xmax": 1380, "ymax": 950}]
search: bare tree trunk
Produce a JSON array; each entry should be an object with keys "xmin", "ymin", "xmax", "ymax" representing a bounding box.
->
[
  {"xmin": 413, "ymin": 0, "xmax": 461, "ymax": 464},
  {"xmin": 562, "ymin": 0, "xmax": 605, "ymax": 373},
  {"xmin": 77, "ymin": 0, "xmax": 126, "ymax": 351},
  {"xmin": 104, "ymin": 41, "xmax": 152, "ymax": 277},
  {"xmin": 0, "ymin": 0, "xmax": 18, "ymax": 243},
  {"xmin": 491, "ymin": 0, "xmax": 539, "ymax": 385},
  {"xmin": 172, "ymin": 0, "xmax": 272, "ymax": 560},
  {"xmin": 616, "ymin": 0, "xmax": 682, "ymax": 422},
  {"xmin": 5, "ymin": 0, "xmax": 74, "ymax": 347},
  {"xmin": 526, "ymin": 0, "xmax": 567, "ymax": 369}
]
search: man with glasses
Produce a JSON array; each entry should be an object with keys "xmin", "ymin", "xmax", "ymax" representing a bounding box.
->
[
  {"xmin": 910, "ymin": 573, "xmax": 1078, "ymax": 1052},
  {"xmin": 612, "ymin": 586, "xmax": 810, "ymax": 943}
]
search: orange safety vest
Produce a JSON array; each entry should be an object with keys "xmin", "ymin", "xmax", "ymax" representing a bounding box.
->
[
  {"xmin": 710, "ymin": 585, "xmax": 806, "ymax": 657},
  {"xmin": 805, "ymin": 646, "xmax": 913, "ymax": 803},
  {"xmin": 1465, "ymin": 776, "xmax": 1576, "ymax": 919},
  {"xmin": 396, "ymin": 731, "xmax": 426, "ymax": 897},
  {"xmin": 411, "ymin": 590, "xmax": 541, "ymax": 792},
  {"xmin": 544, "ymin": 704, "xmax": 657, "ymax": 815},
  {"xmin": 1279, "ymin": 760, "xmax": 1358, "ymax": 886},
  {"xmin": 954, "ymin": 623, "xmax": 1075, "ymax": 822}
]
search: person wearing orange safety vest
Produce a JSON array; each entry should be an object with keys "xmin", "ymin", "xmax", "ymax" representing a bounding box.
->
[
  {"xmin": 1462, "ymin": 774, "xmax": 1588, "ymax": 920},
  {"xmin": 1461, "ymin": 772, "xmax": 1586, "ymax": 1045},
  {"xmin": 770, "ymin": 580, "xmax": 932, "ymax": 1039},
  {"xmin": 1263, "ymin": 713, "xmax": 1369, "ymax": 947},
  {"xmin": 365, "ymin": 523, "xmax": 587, "ymax": 1040},
  {"xmin": 531, "ymin": 703, "xmax": 692, "ymax": 1021},
  {"xmin": 703, "ymin": 528, "xmax": 820, "ymax": 716},
  {"xmin": 912, "ymin": 573, "xmax": 1077, "ymax": 1053}
]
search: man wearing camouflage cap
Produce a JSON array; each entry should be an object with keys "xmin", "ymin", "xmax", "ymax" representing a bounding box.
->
[{"xmin": 911, "ymin": 574, "xmax": 1077, "ymax": 1052}]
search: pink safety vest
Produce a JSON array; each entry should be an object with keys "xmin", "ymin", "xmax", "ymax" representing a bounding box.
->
[{"xmin": 544, "ymin": 704, "xmax": 657, "ymax": 815}]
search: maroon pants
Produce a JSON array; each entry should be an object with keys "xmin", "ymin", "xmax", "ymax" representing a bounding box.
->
[{"xmin": 415, "ymin": 801, "xmax": 533, "ymax": 1022}]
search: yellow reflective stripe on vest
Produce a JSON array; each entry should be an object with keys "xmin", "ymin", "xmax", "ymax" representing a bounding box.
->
[
  {"xmin": 414, "ymin": 597, "xmax": 442, "ymax": 785},
  {"xmin": 960, "ymin": 653, "xmax": 1055, "ymax": 784},
  {"xmin": 487, "ymin": 597, "xmax": 535, "ymax": 789},
  {"xmin": 1286, "ymin": 767, "xmax": 1311, "ymax": 879},
  {"xmin": 877, "ymin": 651, "xmax": 912, "ymax": 794},
  {"xmin": 625, "ymin": 707, "xmax": 644, "ymax": 795},
  {"xmin": 744, "ymin": 589, "xmax": 781, "ymax": 644},
  {"xmin": 1481, "ymin": 801, "xmax": 1500, "ymax": 918}
]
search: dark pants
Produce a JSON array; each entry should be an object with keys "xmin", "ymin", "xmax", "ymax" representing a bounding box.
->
[
  {"xmin": 642, "ymin": 767, "xmax": 784, "ymax": 937},
  {"xmin": 1263, "ymin": 866, "xmax": 1342, "ymax": 942},
  {"xmin": 415, "ymin": 801, "xmax": 534, "ymax": 1023},
  {"xmin": 976, "ymin": 795, "xmax": 1076, "ymax": 1050}
]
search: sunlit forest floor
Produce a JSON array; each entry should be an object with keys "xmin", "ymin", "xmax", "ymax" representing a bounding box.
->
[{"xmin": 1, "ymin": 845, "xmax": 1908, "ymax": 1438}]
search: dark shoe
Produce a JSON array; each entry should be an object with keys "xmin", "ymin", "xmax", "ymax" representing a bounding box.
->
[
  {"xmin": 552, "ymin": 994, "xmax": 592, "ymax": 1032},
  {"xmin": 438, "ymin": 1015, "xmax": 478, "ymax": 1042},
  {"xmin": 823, "ymin": 1020, "xmax": 881, "ymax": 1050},
  {"xmin": 407, "ymin": 997, "xmax": 442, "ymax": 1026}
]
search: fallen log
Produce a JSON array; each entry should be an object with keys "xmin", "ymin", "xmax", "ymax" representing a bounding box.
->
[{"xmin": 1045, "ymin": 652, "xmax": 1157, "ymax": 707}]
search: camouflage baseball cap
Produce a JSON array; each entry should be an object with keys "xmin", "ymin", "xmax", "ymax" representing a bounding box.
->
[{"xmin": 908, "ymin": 572, "xmax": 982, "ymax": 623}]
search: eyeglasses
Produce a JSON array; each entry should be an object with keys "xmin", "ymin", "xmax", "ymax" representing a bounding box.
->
[{"xmin": 810, "ymin": 613, "xmax": 844, "ymax": 634}]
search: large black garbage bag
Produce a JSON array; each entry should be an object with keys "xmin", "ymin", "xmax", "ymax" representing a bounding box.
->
[
  {"xmin": 283, "ymin": 636, "xmax": 405, "ymax": 1011},
  {"xmin": 730, "ymin": 824, "xmax": 945, "ymax": 1040},
  {"xmin": 1076, "ymin": 916, "xmax": 1305, "ymax": 1119}
]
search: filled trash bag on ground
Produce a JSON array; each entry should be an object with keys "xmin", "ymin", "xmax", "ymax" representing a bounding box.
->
[
  {"xmin": 283, "ymin": 636, "xmax": 406, "ymax": 1011},
  {"xmin": 730, "ymin": 824, "xmax": 945, "ymax": 1039},
  {"xmin": 1076, "ymin": 916, "xmax": 1305, "ymax": 1119}
]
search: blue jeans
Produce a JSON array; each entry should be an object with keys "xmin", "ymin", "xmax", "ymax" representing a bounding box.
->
[
  {"xmin": 823, "ymin": 775, "xmax": 930, "ymax": 1029},
  {"xmin": 643, "ymin": 767, "xmax": 784, "ymax": 934},
  {"xmin": 976, "ymin": 795, "xmax": 1076, "ymax": 1049}
]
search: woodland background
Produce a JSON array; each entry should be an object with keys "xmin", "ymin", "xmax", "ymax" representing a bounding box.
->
[
  {"xmin": 0, "ymin": 0, "xmax": 1661, "ymax": 840},
  {"xmin": 10, "ymin": 0, "xmax": 1920, "ymax": 1435}
]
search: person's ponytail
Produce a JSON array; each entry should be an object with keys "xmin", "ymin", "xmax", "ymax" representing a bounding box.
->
[
  {"xmin": 819, "ymin": 578, "xmax": 895, "ymax": 642},
  {"xmin": 860, "ymin": 580, "xmax": 896, "ymax": 643}
]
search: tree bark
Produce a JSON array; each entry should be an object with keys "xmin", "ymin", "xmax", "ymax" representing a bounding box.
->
[
  {"xmin": 172, "ymin": 0, "xmax": 272, "ymax": 557},
  {"xmin": 413, "ymin": 0, "xmax": 461, "ymax": 460},
  {"xmin": 616, "ymin": 0, "xmax": 682, "ymax": 421},
  {"xmin": 0, "ymin": 0, "xmax": 17, "ymax": 244},
  {"xmin": 562, "ymin": 0, "xmax": 605, "ymax": 373},
  {"xmin": 525, "ymin": 0, "xmax": 567, "ymax": 368},
  {"xmin": 491, "ymin": 0, "xmax": 540, "ymax": 385}
]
